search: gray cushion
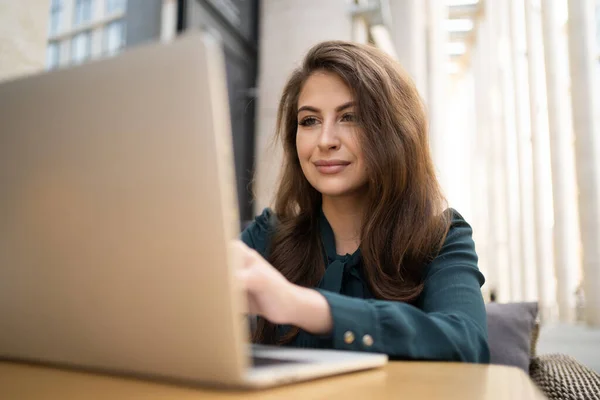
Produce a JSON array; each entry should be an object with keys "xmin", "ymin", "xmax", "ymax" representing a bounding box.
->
[{"xmin": 486, "ymin": 302, "xmax": 538, "ymax": 372}]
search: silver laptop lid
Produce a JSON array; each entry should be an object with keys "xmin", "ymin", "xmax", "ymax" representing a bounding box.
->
[{"xmin": 0, "ymin": 32, "xmax": 249, "ymax": 385}]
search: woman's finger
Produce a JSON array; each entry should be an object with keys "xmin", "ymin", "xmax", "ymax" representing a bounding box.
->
[
  {"xmin": 236, "ymin": 267, "xmax": 251, "ymax": 290},
  {"xmin": 247, "ymin": 293, "xmax": 260, "ymax": 315},
  {"xmin": 237, "ymin": 263, "xmax": 263, "ymax": 293},
  {"xmin": 230, "ymin": 240, "xmax": 256, "ymax": 269}
]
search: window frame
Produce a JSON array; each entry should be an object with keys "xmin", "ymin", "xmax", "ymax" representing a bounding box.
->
[
  {"xmin": 49, "ymin": 0, "xmax": 63, "ymax": 36},
  {"xmin": 104, "ymin": 19, "xmax": 126, "ymax": 56},
  {"xmin": 73, "ymin": 0, "xmax": 93, "ymax": 27},
  {"xmin": 71, "ymin": 30, "xmax": 92, "ymax": 64}
]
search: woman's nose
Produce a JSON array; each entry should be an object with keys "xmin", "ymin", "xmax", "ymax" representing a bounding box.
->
[{"xmin": 318, "ymin": 120, "xmax": 341, "ymax": 151}]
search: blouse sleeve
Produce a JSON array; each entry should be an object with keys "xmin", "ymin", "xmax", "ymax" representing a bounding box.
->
[
  {"xmin": 240, "ymin": 208, "xmax": 275, "ymax": 258},
  {"xmin": 315, "ymin": 210, "xmax": 490, "ymax": 363}
]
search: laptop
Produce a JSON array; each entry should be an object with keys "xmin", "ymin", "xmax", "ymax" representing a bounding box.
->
[{"xmin": 0, "ymin": 32, "xmax": 387, "ymax": 389}]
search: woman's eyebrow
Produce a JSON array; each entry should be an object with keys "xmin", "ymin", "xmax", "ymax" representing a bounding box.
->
[
  {"xmin": 297, "ymin": 105, "xmax": 319, "ymax": 114},
  {"xmin": 335, "ymin": 101, "xmax": 355, "ymax": 112},
  {"xmin": 297, "ymin": 101, "xmax": 355, "ymax": 114}
]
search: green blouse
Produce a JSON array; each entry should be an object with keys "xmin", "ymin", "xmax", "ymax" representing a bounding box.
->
[{"xmin": 241, "ymin": 208, "xmax": 490, "ymax": 363}]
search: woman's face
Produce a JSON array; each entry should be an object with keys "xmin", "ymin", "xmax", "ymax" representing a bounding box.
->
[{"xmin": 296, "ymin": 71, "xmax": 368, "ymax": 198}]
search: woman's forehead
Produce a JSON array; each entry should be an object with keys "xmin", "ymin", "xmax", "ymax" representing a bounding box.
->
[{"xmin": 297, "ymin": 71, "xmax": 354, "ymax": 109}]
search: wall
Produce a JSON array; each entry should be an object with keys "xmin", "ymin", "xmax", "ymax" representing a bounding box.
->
[{"xmin": 0, "ymin": 0, "xmax": 50, "ymax": 82}]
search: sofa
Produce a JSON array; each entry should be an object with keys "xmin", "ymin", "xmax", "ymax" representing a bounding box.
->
[{"xmin": 487, "ymin": 302, "xmax": 600, "ymax": 400}]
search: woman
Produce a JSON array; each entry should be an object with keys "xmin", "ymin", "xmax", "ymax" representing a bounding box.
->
[{"xmin": 234, "ymin": 40, "xmax": 489, "ymax": 363}]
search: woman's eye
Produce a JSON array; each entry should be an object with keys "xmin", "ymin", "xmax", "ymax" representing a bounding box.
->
[
  {"xmin": 341, "ymin": 113, "xmax": 356, "ymax": 123},
  {"xmin": 299, "ymin": 117, "xmax": 318, "ymax": 127}
]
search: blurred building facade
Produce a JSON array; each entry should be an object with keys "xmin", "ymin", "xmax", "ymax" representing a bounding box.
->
[
  {"xmin": 0, "ymin": 0, "xmax": 599, "ymax": 326},
  {"xmin": 44, "ymin": 0, "xmax": 167, "ymax": 68},
  {"xmin": 0, "ymin": 1, "xmax": 50, "ymax": 81},
  {"xmin": 45, "ymin": 0, "xmax": 127, "ymax": 69},
  {"xmin": 40, "ymin": 0, "xmax": 259, "ymax": 222}
]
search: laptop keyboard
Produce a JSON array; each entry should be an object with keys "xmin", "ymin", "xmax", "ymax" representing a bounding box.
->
[{"xmin": 251, "ymin": 356, "xmax": 308, "ymax": 368}]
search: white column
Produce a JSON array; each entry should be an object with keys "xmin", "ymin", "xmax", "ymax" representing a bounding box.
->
[
  {"xmin": 388, "ymin": 0, "xmax": 428, "ymax": 99},
  {"xmin": 509, "ymin": 0, "xmax": 538, "ymax": 302},
  {"xmin": 370, "ymin": 25, "xmax": 398, "ymax": 59},
  {"xmin": 352, "ymin": 16, "xmax": 369, "ymax": 45},
  {"xmin": 0, "ymin": 0, "xmax": 50, "ymax": 82},
  {"xmin": 567, "ymin": 0, "xmax": 600, "ymax": 326},
  {"xmin": 472, "ymin": 18, "xmax": 495, "ymax": 301},
  {"xmin": 498, "ymin": 1, "xmax": 524, "ymax": 302},
  {"xmin": 425, "ymin": 0, "xmax": 448, "ymax": 169},
  {"xmin": 524, "ymin": 0, "xmax": 557, "ymax": 321},
  {"xmin": 484, "ymin": 4, "xmax": 513, "ymax": 302},
  {"xmin": 254, "ymin": 0, "xmax": 353, "ymax": 211},
  {"xmin": 540, "ymin": 0, "xmax": 581, "ymax": 323},
  {"xmin": 352, "ymin": 0, "xmax": 370, "ymax": 45}
]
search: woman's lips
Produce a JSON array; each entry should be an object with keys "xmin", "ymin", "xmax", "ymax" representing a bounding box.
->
[{"xmin": 313, "ymin": 160, "xmax": 350, "ymax": 174}]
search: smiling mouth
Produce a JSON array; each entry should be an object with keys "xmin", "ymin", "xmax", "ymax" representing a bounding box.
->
[{"xmin": 313, "ymin": 160, "xmax": 350, "ymax": 174}]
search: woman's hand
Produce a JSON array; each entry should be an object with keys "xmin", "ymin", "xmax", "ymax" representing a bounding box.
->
[
  {"xmin": 231, "ymin": 240, "xmax": 333, "ymax": 335},
  {"xmin": 231, "ymin": 240, "xmax": 299, "ymax": 325}
]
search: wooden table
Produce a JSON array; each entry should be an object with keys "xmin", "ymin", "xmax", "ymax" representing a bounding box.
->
[{"xmin": 0, "ymin": 361, "xmax": 546, "ymax": 400}]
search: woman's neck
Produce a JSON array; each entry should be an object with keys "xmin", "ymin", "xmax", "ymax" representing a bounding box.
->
[{"xmin": 322, "ymin": 194, "xmax": 366, "ymax": 256}]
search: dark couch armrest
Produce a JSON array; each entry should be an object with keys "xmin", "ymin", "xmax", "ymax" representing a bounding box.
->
[{"xmin": 530, "ymin": 354, "xmax": 600, "ymax": 400}]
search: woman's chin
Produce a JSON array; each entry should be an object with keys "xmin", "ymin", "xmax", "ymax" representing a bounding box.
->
[
  {"xmin": 314, "ymin": 184, "xmax": 368, "ymax": 199},
  {"xmin": 318, "ymin": 189, "xmax": 351, "ymax": 198}
]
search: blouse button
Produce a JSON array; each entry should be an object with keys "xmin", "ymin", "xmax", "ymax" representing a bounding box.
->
[
  {"xmin": 343, "ymin": 331, "xmax": 355, "ymax": 344},
  {"xmin": 362, "ymin": 334, "xmax": 374, "ymax": 347}
]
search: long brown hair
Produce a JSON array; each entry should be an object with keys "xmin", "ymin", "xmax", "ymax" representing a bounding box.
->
[{"xmin": 253, "ymin": 41, "xmax": 451, "ymax": 344}]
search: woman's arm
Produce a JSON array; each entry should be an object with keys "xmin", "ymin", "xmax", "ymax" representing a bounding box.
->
[
  {"xmin": 238, "ymin": 208, "xmax": 489, "ymax": 363},
  {"xmin": 293, "ymin": 214, "xmax": 489, "ymax": 363}
]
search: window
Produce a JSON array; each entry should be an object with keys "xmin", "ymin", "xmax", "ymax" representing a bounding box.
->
[
  {"xmin": 104, "ymin": 20, "xmax": 125, "ymax": 56},
  {"xmin": 74, "ymin": 0, "xmax": 93, "ymax": 27},
  {"xmin": 49, "ymin": 0, "xmax": 63, "ymax": 36},
  {"xmin": 46, "ymin": 42, "xmax": 60, "ymax": 70},
  {"xmin": 71, "ymin": 31, "xmax": 91, "ymax": 64},
  {"xmin": 106, "ymin": 0, "xmax": 126, "ymax": 15}
]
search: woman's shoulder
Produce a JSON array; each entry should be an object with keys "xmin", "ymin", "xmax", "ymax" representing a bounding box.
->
[
  {"xmin": 443, "ymin": 208, "xmax": 473, "ymax": 238},
  {"xmin": 424, "ymin": 208, "xmax": 479, "ymax": 277},
  {"xmin": 240, "ymin": 207, "xmax": 278, "ymax": 258}
]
